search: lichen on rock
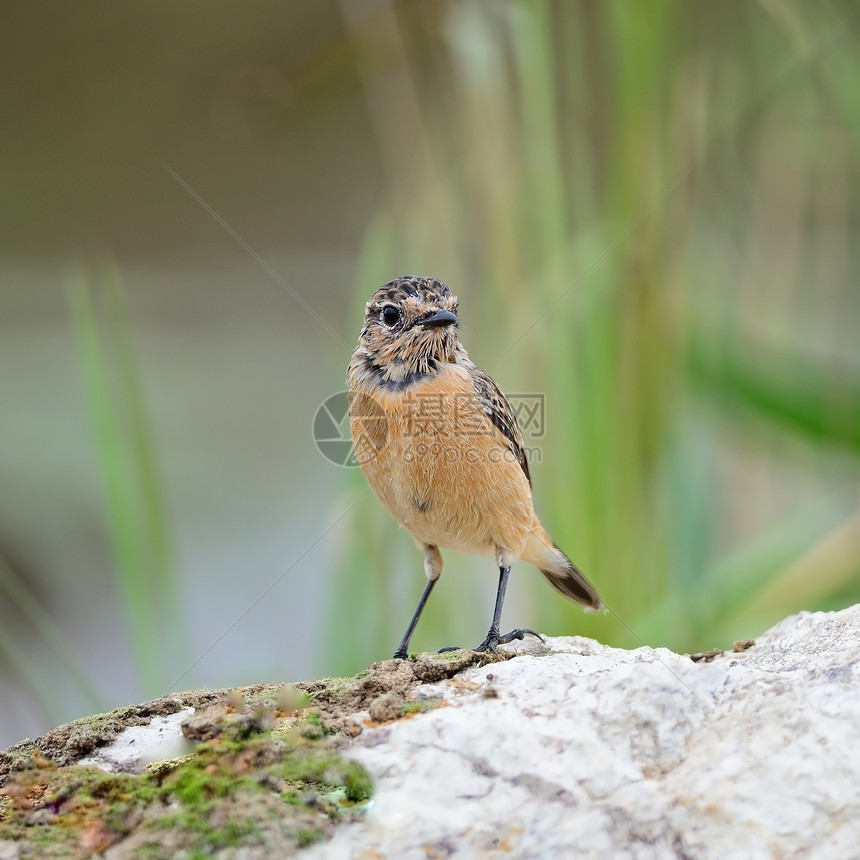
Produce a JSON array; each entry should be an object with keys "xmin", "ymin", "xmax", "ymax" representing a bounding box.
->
[
  {"xmin": 4, "ymin": 609, "xmax": 859, "ymax": 859},
  {"xmin": 0, "ymin": 684, "xmax": 375, "ymax": 859},
  {"xmin": 0, "ymin": 651, "xmax": 492, "ymax": 858}
]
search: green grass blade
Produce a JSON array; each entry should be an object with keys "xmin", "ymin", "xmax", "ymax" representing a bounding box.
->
[
  {"xmin": 0, "ymin": 553, "xmax": 104, "ymax": 710},
  {"xmin": 689, "ymin": 337, "xmax": 860, "ymax": 455},
  {"xmin": 66, "ymin": 262, "xmax": 180, "ymax": 696}
]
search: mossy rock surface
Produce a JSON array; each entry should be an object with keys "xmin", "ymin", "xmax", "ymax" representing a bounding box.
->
[
  {"xmin": 0, "ymin": 711, "xmax": 370, "ymax": 858},
  {"xmin": 0, "ymin": 650, "xmax": 495, "ymax": 858}
]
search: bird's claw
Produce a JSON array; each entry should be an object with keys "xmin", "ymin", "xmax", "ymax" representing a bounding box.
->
[
  {"xmin": 395, "ymin": 646, "xmax": 465, "ymax": 658},
  {"xmin": 398, "ymin": 630, "xmax": 544, "ymax": 658},
  {"xmin": 474, "ymin": 628, "xmax": 544, "ymax": 653}
]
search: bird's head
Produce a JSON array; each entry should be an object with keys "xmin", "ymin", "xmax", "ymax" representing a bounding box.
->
[{"xmin": 352, "ymin": 275, "xmax": 462, "ymax": 385}]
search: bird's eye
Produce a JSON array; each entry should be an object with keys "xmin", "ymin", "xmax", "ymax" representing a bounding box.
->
[{"xmin": 381, "ymin": 305, "xmax": 400, "ymax": 326}]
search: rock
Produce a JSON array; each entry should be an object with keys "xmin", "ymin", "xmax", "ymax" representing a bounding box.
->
[
  {"xmin": 78, "ymin": 709, "xmax": 194, "ymax": 774},
  {"xmin": 305, "ymin": 605, "xmax": 860, "ymax": 859},
  {"xmin": 368, "ymin": 691, "xmax": 405, "ymax": 723},
  {"xmin": 0, "ymin": 689, "xmax": 224, "ymax": 778},
  {"xmin": 0, "ymin": 842, "xmax": 20, "ymax": 860},
  {"xmin": 3, "ymin": 608, "xmax": 858, "ymax": 858}
]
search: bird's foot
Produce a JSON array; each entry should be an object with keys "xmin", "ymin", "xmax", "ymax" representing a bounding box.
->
[
  {"xmin": 395, "ymin": 646, "xmax": 470, "ymax": 658},
  {"xmin": 474, "ymin": 628, "xmax": 544, "ymax": 654}
]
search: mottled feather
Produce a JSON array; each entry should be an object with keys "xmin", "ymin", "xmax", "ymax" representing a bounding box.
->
[{"xmin": 469, "ymin": 363, "xmax": 531, "ymax": 486}]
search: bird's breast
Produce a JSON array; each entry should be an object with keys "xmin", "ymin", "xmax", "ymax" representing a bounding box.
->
[{"xmin": 349, "ymin": 363, "xmax": 534, "ymax": 556}]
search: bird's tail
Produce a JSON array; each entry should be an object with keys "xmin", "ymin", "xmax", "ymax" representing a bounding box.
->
[{"xmin": 522, "ymin": 525, "xmax": 603, "ymax": 610}]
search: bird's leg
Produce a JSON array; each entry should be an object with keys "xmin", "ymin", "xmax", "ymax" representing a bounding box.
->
[
  {"xmin": 474, "ymin": 560, "xmax": 543, "ymax": 654},
  {"xmin": 393, "ymin": 578, "xmax": 437, "ymax": 659},
  {"xmin": 394, "ymin": 543, "xmax": 442, "ymax": 659}
]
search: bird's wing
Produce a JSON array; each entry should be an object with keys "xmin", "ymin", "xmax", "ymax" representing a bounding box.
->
[{"xmin": 470, "ymin": 365, "xmax": 531, "ymax": 486}]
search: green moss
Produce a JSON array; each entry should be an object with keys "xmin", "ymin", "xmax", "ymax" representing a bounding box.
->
[
  {"xmin": 155, "ymin": 811, "xmax": 257, "ymax": 853},
  {"xmin": 433, "ymin": 649, "xmax": 466, "ymax": 661},
  {"xmin": 400, "ymin": 698, "xmax": 444, "ymax": 715},
  {"xmin": 0, "ymin": 714, "xmax": 373, "ymax": 859},
  {"xmin": 342, "ymin": 763, "xmax": 374, "ymax": 803},
  {"xmin": 300, "ymin": 710, "xmax": 333, "ymax": 740},
  {"xmin": 134, "ymin": 842, "xmax": 166, "ymax": 860},
  {"xmin": 167, "ymin": 767, "xmax": 231, "ymax": 806},
  {"xmin": 296, "ymin": 826, "xmax": 326, "ymax": 847}
]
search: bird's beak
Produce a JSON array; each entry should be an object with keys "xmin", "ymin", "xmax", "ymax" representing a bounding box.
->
[{"xmin": 419, "ymin": 309, "xmax": 458, "ymax": 328}]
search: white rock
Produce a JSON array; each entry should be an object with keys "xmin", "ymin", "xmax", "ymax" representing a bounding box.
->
[
  {"xmin": 0, "ymin": 841, "xmax": 20, "ymax": 860},
  {"xmin": 308, "ymin": 606, "xmax": 860, "ymax": 860},
  {"xmin": 79, "ymin": 708, "xmax": 195, "ymax": 774}
]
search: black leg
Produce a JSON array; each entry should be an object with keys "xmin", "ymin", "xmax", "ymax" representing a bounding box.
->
[
  {"xmin": 393, "ymin": 577, "xmax": 437, "ymax": 659},
  {"xmin": 474, "ymin": 565, "xmax": 543, "ymax": 653}
]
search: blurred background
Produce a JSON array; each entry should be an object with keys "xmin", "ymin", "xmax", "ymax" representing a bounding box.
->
[{"xmin": 1, "ymin": 0, "xmax": 858, "ymax": 748}]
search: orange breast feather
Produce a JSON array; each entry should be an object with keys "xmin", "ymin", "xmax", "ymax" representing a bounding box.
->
[{"xmin": 350, "ymin": 364, "xmax": 535, "ymax": 557}]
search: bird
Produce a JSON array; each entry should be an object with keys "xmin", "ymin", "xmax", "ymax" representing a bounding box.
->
[{"xmin": 347, "ymin": 275, "xmax": 603, "ymax": 659}]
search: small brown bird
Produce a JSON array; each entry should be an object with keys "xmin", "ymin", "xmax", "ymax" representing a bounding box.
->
[{"xmin": 348, "ymin": 275, "xmax": 602, "ymax": 658}]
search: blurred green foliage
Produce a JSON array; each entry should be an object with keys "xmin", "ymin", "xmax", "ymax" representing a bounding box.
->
[
  {"xmin": 66, "ymin": 260, "xmax": 186, "ymax": 696},
  {"xmin": 1, "ymin": 261, "xmax": 185, "ymax": 722},
  {"xmin": 2, "ymin": 2, "xmax": 858, "ymax": 732},
  {"xmin": 329, "ymin": 0, "xmax": 860, "ymax": 668},
  {"xmin": 0, "ymin": 553, "xmax": 102, "ymax": 725}
]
